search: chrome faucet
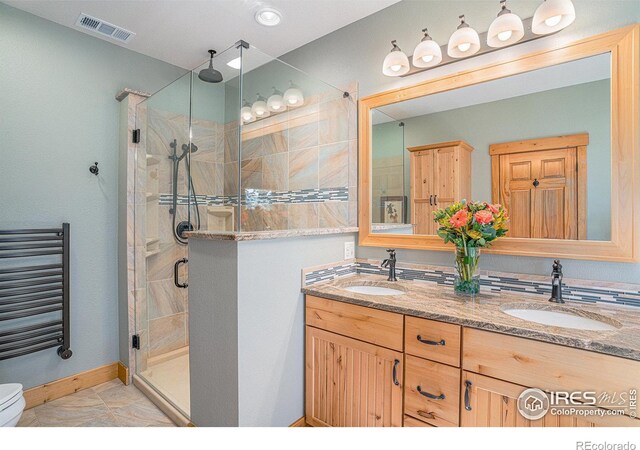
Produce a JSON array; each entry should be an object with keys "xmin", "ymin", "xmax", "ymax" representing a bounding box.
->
[
  {"xmin": 381, "ymin": 249, "xmax": 398, "ymax": 282},
  {"xmin": 549, "ymin": 259, "xmax": 564, "ymax": 303}
]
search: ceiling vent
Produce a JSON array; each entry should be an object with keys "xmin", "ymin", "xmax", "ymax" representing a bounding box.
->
[{"xmin": 75, "ymin": 13, "xmax": 135, "ymax": 43}]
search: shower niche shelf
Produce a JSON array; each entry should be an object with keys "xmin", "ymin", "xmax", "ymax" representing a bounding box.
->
[{"xmin": 146, "ymin": 154, "xmax": 160, "ymax": 165}]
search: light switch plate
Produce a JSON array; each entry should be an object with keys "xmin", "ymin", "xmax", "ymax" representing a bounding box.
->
[{"xmin": 344, "ymin": 241, "xmax": 355, "ymax": 260}]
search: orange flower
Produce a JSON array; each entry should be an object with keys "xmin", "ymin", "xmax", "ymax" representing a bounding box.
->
[
  {"xmin": 474, "ymin": 210, "xmax": 494, "ymax": 225},
  {"xmin": 449, "ymin": 209, "xmax": 469, "ymax": 228},
  {"xmin": 486, "ymin": 203, "xmax": 501, "ymax": 214}
]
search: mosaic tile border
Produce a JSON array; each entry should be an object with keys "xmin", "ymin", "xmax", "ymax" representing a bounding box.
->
[
  {"xmin": 159, "ymin": 187, "xmax": 349, "ymax": 207},
  {"xmin": 303, "ymin": 260, "xmax": 640, "ymax": 308}
]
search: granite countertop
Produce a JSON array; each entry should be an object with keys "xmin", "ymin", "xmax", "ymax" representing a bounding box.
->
[
  {"xmin": 186, "ymin": 227, "xmax": 358, "ymax": 241},
  {"xmin": 302, "ymin": 274, "xmax": 640, "ymax": 361}
]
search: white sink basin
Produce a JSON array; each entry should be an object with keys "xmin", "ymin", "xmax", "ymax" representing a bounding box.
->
[
  {"xmin": 503, "ymin": 308, "xmax": 618, "ymax": 331},
  {"xmin": 342, "ymin": 285, "xmax": 404, "ymax": 296}
]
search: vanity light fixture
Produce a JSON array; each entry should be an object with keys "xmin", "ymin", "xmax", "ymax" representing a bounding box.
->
[
  {"xmin": 532, "ymin": 0, "xmax": 576, "ymax": 35},
  {"xmin": 487, "ymin": 1, "xmax": 524, "ymax": 47},
  {"xmin": 227, "ymin": 57, "xmax": 241, "ymax": 69},
  {"xmin": 283, "ymin": 81, "xmax": 304, "ymax": 107},
  {"xmin": 412, "ymin": 29, "xmax": 442, "ymax": 68},
  {"xmin": 240, "ymin": 99, "xmax": 254, "ymax": 123},
  {"xmin": 382, "ymin": 40, "xmax": 410, "ymax": 76},
  {"xmin": 251, "ymin": 94, "xmax": 270, "ymax": 118},
  {"xmin": 267, "ymin": 87, "xmax": 286, "ymax": 112},
  {"xmin": 255, "ymin": 7, "xmax": 282, "ymax": 27},
  {"xmin": 447, "ymin": 15, "xmax": 480, "ymax": 58}
]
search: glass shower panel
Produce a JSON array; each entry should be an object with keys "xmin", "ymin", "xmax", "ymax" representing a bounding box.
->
[
  {"xmin": 190, "ymin": 45, "xmax": 242, "ymax": 233},
  {"xmin": 134, "ymin": 71, "xmax": 193, "ymax": 417},
  {"xmin": 237, "ymin": 47, "xmax": 357, "ymax": 232}
]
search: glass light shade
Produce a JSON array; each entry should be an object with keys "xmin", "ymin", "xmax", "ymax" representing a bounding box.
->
[
  {"xmin": 487, "ymin": 12, "xmax": 524, "ymax": 47},
  {"xmin": 412, "ymin": 39, "xmax": 442, "ymax": 68},
  {"xmin": 240, "ymin": 106, "xmax": 255, "ymax": 123},
  {"xmin": 532, "ymin": 0, "xmax": 575, "ymax": 35},
  {"xmin": 447, "ymin": 25, "xmax": 480, "ymax": 58},
  {"xmin": 382, "ymin": 48, "xmax": 410, "ymax": 76},
  {"xmin": 251, "ymin": 96, "xmax": 270, "ymax": 118},
  {"xmin": 283, "ymin": 84, "xmax": 304, "ymax": 107},
  {"xmin": 267, "ymin": 89, "xmax": 286, "ymax": 112}
]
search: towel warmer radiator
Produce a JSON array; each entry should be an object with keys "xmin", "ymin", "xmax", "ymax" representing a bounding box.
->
[{"xmin": 0, "ymin": 223, "xmax": 72, "ymax": 361}]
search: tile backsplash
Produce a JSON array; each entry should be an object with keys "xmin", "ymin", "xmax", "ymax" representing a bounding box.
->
[{"xmin": 302, "ymin": 259, "xmax": 640, "ymax": 308}]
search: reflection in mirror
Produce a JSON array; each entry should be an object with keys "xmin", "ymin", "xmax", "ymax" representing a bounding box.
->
[{"xmin": 371, "ymin": 53, "xmax": 611, "ymax": 241}]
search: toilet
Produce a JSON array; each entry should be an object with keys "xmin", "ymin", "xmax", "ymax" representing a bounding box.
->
[{"xmin": 0, "ymin": 384, "xmax": 25, "ymax": 427}]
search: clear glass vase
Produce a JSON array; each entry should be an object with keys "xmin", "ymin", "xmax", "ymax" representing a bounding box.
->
[{"xmin": 454, "ymin": 246, "xmax": 480, "ymax": 296}]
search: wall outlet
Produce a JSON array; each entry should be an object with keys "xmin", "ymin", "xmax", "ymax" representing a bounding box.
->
[{"xmin": 344, "ymin": 241, "xmax": 355, "ymax": 260}]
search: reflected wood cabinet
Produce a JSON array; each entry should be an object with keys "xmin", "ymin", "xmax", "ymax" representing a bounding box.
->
[
  {"xmin": 408, "ymin": 141, "xmax": 473, "ymax": 235},
  {"xmin": 304, "ymin": 295, "xmax": 640, "ymax": 427}
]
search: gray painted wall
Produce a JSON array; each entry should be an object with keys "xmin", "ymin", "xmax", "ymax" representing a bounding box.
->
[
  {"xmin": 0, "ymin": 3, "xmax": 186, "ymax": 388},
  {"xmin": 188, "ymin": 233, "xmax": 356, "ymax": 426},
  {"xmin": 280, "ymin": 0, "xmax": 640, "ymax": 284}
]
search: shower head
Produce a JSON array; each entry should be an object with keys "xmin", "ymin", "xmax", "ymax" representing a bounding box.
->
[
  {"xmin": 198, "ymin": 49, "xmax": 223, "ymax": 83},
  {"xmin": 181, "ymin": 143, "xmax": 198, "ymax": 154}
]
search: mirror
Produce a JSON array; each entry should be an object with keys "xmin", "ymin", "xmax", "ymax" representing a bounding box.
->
[{"xmin": 370, "ymin": 53, "xmax": 611, "ymax": 241}]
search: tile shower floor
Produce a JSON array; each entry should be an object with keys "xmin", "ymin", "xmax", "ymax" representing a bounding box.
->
[
  {"xmin": 17, "ymin": 379, "xmax": 174, "ymax": 427},
  {"xmin": 140, "ymin": 352, "xmax": 190, "ymax": 415}
]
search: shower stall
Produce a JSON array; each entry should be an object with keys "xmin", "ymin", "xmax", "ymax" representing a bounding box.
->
[{"xmin": 130, "ymin": 41, "xmax": 357, "ymax": 420}]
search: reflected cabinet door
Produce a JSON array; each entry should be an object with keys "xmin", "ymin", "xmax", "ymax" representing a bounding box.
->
[
  {"xmin": 409, "ymin": 142, "xmax": 473, "ymax": 235},
  {"xmin": 492, "ymin": 134, "xmax": 587, "ymax": 240},
  {"xmin": 305, "ymin": 326, "xmax": 403, "ymax": 427}
]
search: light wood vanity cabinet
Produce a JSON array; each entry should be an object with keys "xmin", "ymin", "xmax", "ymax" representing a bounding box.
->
[{"xmin": 305, "ymin": 296, "xmax": 640, "ymax": 427}]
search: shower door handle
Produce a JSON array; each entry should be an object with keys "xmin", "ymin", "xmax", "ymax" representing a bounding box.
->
[{"xmin": 174, "ymin": 258, "xmax": 188, "ymax": 289}]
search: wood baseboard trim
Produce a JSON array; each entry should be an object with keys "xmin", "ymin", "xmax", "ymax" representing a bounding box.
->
[
  {"xmin": 132, "ymin": 374, "xmax": 190, "ymax": 427},
  {"xmin": 289, "ymin": 416, "xmax": 309, "ymax": 427},
  {"xmin": 24, "ymin": 362, "xmax": 119, "ymax": 410},
  {"xmin": 117, "ymin": 362, "xmax": 130, "ymax": 385}
]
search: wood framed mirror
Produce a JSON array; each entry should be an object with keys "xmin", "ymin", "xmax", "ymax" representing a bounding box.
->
[{"xmin": 358, "ymin": 25, "xmax": 639, "ymax": 262}]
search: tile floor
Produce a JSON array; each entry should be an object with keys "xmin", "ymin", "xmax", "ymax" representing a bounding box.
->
[{"xmin": 17, "ymin": 379, "xmax": 175, "ymax": 427}]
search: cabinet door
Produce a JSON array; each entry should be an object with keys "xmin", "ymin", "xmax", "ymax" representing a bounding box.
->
[
  {"xmin": 411, "ymin": 150, "xmax": 435, "ymax": 235},
  {"xmin": 461, "ymin": 372, "xmax": 639, "ymax": 427},
  {"xmin": 498, "ymin": 148, "xmax": 579, "ymax": 239},
  {"xmin": 432, "ymin": 147, "xmax": 457, "ymax": 210},
  {"xmin": 305, "ymin": 326, "xmax": 403, "ymax": 427}
]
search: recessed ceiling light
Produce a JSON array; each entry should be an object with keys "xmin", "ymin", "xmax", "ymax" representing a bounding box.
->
[
  {"xmin": 227, "ymin": 57, "xmax": 241, "ymax": 69},
  {"xmin": 255, "ymin": 7, "xmax": 282, "ymax": 26}
]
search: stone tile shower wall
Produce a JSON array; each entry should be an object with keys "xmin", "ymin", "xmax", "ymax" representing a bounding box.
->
[
  {"xmin": 132, "ymin": 83, "xmax": 358, "ymax": 370},
  {"xmin": 223, "ymin": 83, "xmax": 358, "ymax": 231}
]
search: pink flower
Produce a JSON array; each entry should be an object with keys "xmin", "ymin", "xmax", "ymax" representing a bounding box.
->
[
  {"xmin": 449, "ymin": 210, "xmax": 469, "ymax": 228},
  {"xmin": 486, "ymin": 203, "xmax": 501, "ymax": 214},
  {"xmin": 475, "ymin": 210, "xmax": 494, "ymax": 225}
]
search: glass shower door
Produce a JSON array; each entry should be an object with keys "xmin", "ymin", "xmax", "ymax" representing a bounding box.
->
[{"xmin": 134, "ymin": 71, "xmax": 193, "ymax": 417}]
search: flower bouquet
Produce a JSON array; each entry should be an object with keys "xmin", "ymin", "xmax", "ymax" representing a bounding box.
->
[{"xmin": 433, "ymin": 201, "xmax": 508, "ymax": 296}]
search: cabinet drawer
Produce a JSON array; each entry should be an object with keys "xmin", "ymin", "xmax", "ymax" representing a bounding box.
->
[
  {"xmin": 306, "ymin": 295, "xmax": 403, "ymax": 351},
  {"xmin": 404, "ymin": 355, "xmax": 461, "ymax": 427},
  {"xmin": 405, "ymin": 316, "xmax": 461, "ymax": 366},
  {"xmin": 463, "ymin": 328, "xmax": 640, "ymax": 411},
  {"xmin": 404, "ymin": 415, "xmax": 435, "ymax": 427}
]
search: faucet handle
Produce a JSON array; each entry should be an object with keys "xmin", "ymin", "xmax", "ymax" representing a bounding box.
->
[
  {"xmin": 551, "ymin": 259, "xmax": 563, "ymax": 275},
  {"xmin": 386, "ymin": 248, "xmax": 396, "ymax": 257}
]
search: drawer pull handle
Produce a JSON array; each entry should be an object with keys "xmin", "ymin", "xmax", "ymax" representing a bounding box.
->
[
  {"xmin": 464, "ymin": 380, "xmax": 472, "ymax": 411},
  {"xmin": 392, "ymin": 359, "xmax": 400, "ymax": 386},
  {"xmin": 416, "ymin": 335, "xmax": 445, "ymax": 346},
  {"xmin": 417, "ymin": 386, "xmax": 445, "ymax": 400}
]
